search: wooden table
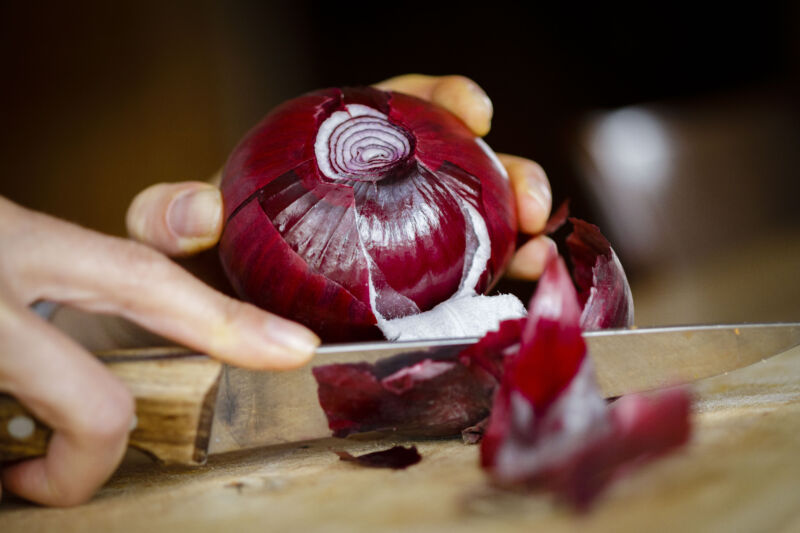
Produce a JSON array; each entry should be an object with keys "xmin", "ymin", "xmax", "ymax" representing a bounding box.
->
[{"xmin": 2, "ymin": 346, "xmax": 800, "ymax": 532}]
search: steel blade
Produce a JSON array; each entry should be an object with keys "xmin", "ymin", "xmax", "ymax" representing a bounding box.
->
[
  {"xmin": 208, "ymin": 322, "xmax": 800, "ymax": 454},
  {"xmin": 208, "ymin": 337, "xmax": 479, "ymax": 454},
  {"xmin": 588, "ymin": 323, "xmax": 800, "ymax": 397}
]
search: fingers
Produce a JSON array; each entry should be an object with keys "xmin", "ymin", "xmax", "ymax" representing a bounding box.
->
[
  {"xmin": 126, "ymin": 182, "xmax": 223, "ymax": 257},
  {"xmin": 90, "ymin": 244, "xmax": 319, "ymax": 369},
  {"xmin": 498, "ymin": 154, "xmax": 552, "ymax": 235},
  {"xmin": 501, "ymin": 154, "xmax": 555, "ymax": 280},
  {"xmin": 505, "ymin": 236, "xmax": 558, "ymax": 280},
  {"xmin": 0, "ymin": 295, "xmax": 134, "ymax": 506},
  {"xmin": 13, "ymin": 209, "xmax": 319, "ymax": 370},
  {"xmin": 374, "ymin": 74, "xmax": 493, "ymax": 136}
]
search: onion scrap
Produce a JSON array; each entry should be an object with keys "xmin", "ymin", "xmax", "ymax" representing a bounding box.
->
[
  {"xmin": 314, "ymin": 223, "xmax": 689, "ymax": 509},
  {"xmin": 479, "ymin": 256, "xmax": 690, "ymax": 509}
]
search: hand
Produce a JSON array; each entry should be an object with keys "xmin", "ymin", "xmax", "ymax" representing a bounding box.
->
[
  {"xmin": 127, "ymin": 74, "xmax": 554, "ymax": 279},
  {"xmin": 0, "ymin": 197, "xmax": 320, "ymax": 506}
]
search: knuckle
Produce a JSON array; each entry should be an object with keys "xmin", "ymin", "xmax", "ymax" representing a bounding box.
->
[
  {"xmin": 218, "ymin": 296, "xmax": 252, "ymax": 331},
  {"xmin": 207, "ymin": 298, "xmax": 269, "ymax": 365},
  {"xmin": 114, "ymin": 239, "xmax": 176, "ymax": 284}
]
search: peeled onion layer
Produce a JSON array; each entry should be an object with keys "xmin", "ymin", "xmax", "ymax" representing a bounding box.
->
[
  {"xmin": 314, "ymin": 346, "xmax": 496, "ymax": 438},
  {"xmin": 567, "ymin": 217, "xmax": 634, "ymax": 331},
  {"xmin": 480, "ymin": 256, "xmax": 691, "ymax": 509},
  {"xmin": 314, "ymin": 253, "xmax": 689, "ymax": 508},
  {"xmin": 219, "ymin": 87, "xmax": 518, "ymax": 341}
]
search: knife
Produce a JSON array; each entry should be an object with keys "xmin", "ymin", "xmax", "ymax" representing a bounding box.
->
[{"xmin": 1, "ymin": 323, "xmax": 799, "ymax": 465}]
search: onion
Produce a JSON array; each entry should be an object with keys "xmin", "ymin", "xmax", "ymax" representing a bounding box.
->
[{"xmin": 219, "ymin": 87, "xmax": 517, "ymax": 341}]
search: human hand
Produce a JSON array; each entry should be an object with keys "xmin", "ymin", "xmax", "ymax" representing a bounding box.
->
[
  {"xmin": 127, "ymin": 74, "xmax": 553, "ymax": 279},
  {"xmin": 0, "ymin": 196, "xmax": 319, "ymax": 506}
]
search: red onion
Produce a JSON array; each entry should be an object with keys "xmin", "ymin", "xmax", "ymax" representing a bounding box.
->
[{"xmin": 219, "ymin": 87, "xmax": 517, "ymax": 341}]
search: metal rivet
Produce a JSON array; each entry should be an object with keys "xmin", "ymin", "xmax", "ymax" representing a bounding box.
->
[{"xmin": 8, "ymin": 415, "xmax": 35, "ymax": 441}]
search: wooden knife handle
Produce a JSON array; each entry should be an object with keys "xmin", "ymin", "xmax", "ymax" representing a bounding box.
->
[{"xmin": 0, "ymin": 348, "xmax": 222, "ymax": 465}]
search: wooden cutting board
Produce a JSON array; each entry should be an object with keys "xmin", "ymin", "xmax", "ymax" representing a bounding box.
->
[{"xmin": 2, "ymin": 346, "xmax": 800, "ymax": 533}]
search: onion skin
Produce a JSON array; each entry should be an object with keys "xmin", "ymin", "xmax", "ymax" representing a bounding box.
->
[
  {"xmin": 480, "ymin": 256, "xmax": 690, "ymax": 510},
  {"xmin": 313, "ymin": 349, "xmax": 496, "ymax": 438},
  {"xmin": 219, "ymin": 87, "xmax": 516, "ymax": 341},
  {"xmin": 335, "ymin": 446, "xmax": 421, "ymax": 470},
  {"xmin": 566, "ymin": 218, "xmax": 634, "ymax": 331},
  {"xmin": 313, "ymin": 255, "xmax": 688, "ymax": 509}
]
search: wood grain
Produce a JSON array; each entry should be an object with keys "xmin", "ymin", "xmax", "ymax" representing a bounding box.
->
[
  {"xmin": 1, "ymin": 347, "xmax": 799, "ymax": 532},
  {"xmin": 0, "ymin": 349, "xmax": 222, "ymax": 465}
]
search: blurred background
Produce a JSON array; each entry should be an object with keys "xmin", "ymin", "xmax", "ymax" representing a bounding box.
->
[{"xmin": 2, "ymin": 1, "xmax": 799, "ymax": 326}]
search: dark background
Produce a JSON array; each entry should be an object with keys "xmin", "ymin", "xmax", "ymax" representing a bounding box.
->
[{"xmin": 2, "ymin": 1, "xmax": 799, "ymax": 324}]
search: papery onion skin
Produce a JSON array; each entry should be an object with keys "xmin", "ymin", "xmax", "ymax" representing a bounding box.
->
[
  {"xmin": 219, "ymin": 87, "xmax": 516, "ymax": 341},
  {"xmin": 335, "ymin": 445, "xmax": 421, "ymax": 469},
  {"xmin": 480, "ymin": 256, "xmax": 690, "ymax": 509},
  {"xmin": 313, "ymin": 347, "xmax": 497, "ymax": 437},
  {"xmin": 566, "ymin": 218, "xmax": 634, "ymax": 331}
]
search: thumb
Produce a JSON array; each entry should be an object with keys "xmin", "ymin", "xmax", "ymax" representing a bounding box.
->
[{"xmin": 126, "ymin": 182, "xmax": 223, "ymax": 257}]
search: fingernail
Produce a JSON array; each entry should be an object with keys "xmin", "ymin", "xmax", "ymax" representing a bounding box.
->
[
  {"xmin": 465, "ymin": 79, "xmax": 491, "ymax": 108},
  {"xmin": 264, "ymin": 317, "xmax": 321, "ymax": 363},
  {"xmin": 527, "ymin": 179, "xmax": 552, "ymax": 213},
  {"xmin": 167, "ymin": 187, "xmax": 222, "ymax": 239}
]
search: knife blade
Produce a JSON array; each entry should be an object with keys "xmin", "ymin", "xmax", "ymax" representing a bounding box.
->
[
  {"xmin": 1, "ymin": 323, "xmax": 799, "ymax": 464},
  {"xmin": 207, "ymin": 322, "xmax": 800, "ymax": 454}
]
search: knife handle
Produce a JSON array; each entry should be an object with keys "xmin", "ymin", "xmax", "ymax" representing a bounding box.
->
[{"xmin": 0, "ymin": 348, "xmax": 222, "ymax": 466}]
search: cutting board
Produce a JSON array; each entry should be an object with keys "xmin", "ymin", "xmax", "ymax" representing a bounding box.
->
[{"xmin": 2, "ymin": 346, "xmax": 800, "ymax": 533}]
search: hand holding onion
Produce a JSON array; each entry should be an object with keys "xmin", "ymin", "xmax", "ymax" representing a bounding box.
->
[{"xmin": 127, "ymin": 75, "xmax": 555, "ymax": 338}]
